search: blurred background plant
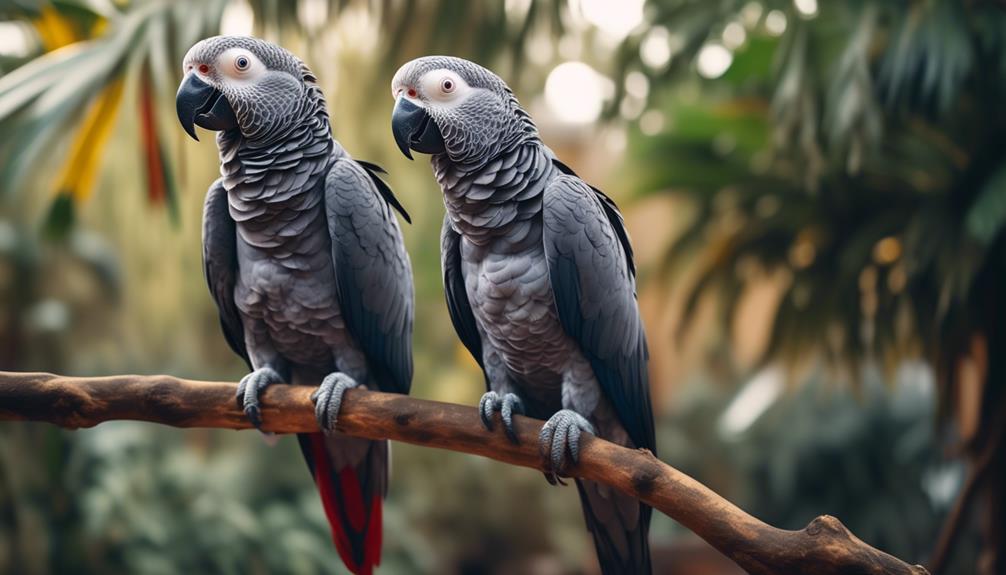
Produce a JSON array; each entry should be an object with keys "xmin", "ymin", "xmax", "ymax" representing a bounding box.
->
[{"xmin": 0, "ymin": 0, "xmax": 1001, "ymax": 574}]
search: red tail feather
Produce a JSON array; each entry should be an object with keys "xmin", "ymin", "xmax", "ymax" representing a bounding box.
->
[
  {"xmin": 339, "ymin": 467, "xmax": 367, "ymax": 532},
  {"xmin": 308, "ymin": 433, "xmax": 381, "ymax": 575}
]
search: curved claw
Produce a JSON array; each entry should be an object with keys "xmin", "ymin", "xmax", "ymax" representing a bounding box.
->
[
  {"xmin": 236, "ymin": 367, "xmax": 284, "ymax": 429},
  {"xmin": 478, "ymin": 391, "xmax": 525, "ymax": 443},
  {"xmin": 312, "ymin": 372, "xmax": 362, "ymax": 432},
  {"xmin": 538, "ymin": 409, "xmax": 594, "ymax": 481},
  {"xmin": 500, "ymin": 394, "xmax": 524, "ymax": 443},
  {"xmin": 479, "ymin": 391, "xmax": 499, "ymax": 430}
]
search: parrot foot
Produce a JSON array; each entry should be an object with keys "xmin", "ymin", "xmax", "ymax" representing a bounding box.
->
[
  {"xmin": 236, "ymin": 367, "xmax": 285, "ymax": 428},
  {"xmin": 539, "ymin": 409, "xmax": 595, "ymax": 485},
  {"xmin": 311, "ymin": 372, "xmax": 363, "ymax": 433},
  {"xmin": 478, "ymin": 391, "xmax": 524, "ymax": 443}
]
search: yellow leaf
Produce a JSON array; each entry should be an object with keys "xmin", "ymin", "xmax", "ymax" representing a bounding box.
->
[
  {"xmin": 33, "ymin": 5, "xmax": 80, "ymax": 51},
  {"xmin": 56, "ymin": 78, "xmax": 126, "ymax": 202}
]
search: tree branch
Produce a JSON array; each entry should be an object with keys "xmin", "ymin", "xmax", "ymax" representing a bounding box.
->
[
  {"xmin": 928, "ymin": 400, "xmax": 1006, "ymax": 574},
  {"xmin": 0, "ymin": 371, "xmax": 928, "ymax": 575}
]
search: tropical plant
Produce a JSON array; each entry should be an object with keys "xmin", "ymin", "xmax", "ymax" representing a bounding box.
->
[
  {"xmin": 629, "ymin": 1, "xmax": 1006, "ymax": 572},
  {"xmin": 0, "ymin": 0, "xmax": 222, "ymax": 230},
  {"xmin": 657, "ymin": 365, "xmax": 980, "ymax": 573}
]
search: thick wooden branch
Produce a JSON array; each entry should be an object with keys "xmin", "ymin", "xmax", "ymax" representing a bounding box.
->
[{"xmin": 0, "ymin": 371, "xmax": 927, "ymax": 575}]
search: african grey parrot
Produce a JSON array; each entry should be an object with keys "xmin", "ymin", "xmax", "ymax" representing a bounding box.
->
[
  {"xmin": 389, "ymin": 57, "xmax": 655, "ymax": 573},
  {"xmin": 175, "ymin": 36, "xmax": 413, "ymax": 575}
]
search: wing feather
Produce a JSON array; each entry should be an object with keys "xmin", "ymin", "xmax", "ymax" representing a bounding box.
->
[
  {"xmin": 542, "ymin": 175, "xmax": 655, "ymax": 453},
  {"xmin": 325, "ymin": 158, "xmax": 414, "ymax": 394},
  {"xmin": 355, "ymin": 159, "xmax": 411, "ymax": 224},
  {"xmin": 441, "ymin": 215, "xmax": 485, "ymax": 375},
  {"xmin": 202, "ymin": 178, "xmax": 249, "ymax": 367}
]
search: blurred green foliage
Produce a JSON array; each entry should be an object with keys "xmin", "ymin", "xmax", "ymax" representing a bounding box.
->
[
  {"xmin": 636, "ymin": 1, "xmax": 1006, "ymax": 409},
  {"xmin": 657, "ymin": 365, "xmax": 979, "ymax": 574},
  {"xmin": 630, "ymin": 1, "xmax": 1005, "ymax": 571}
]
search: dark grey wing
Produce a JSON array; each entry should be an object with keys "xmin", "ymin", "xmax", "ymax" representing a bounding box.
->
[
  {"xmin": 202, "ymin": 178, "xmax": 249, "ymax": 367},
  {"xmin": 542, "ymin": 175, "xmax": 655, "ymax": 453},
  {"xmin": 441, "ymin": 214, "xmax": 485, "ymax": 373},
  {"xmin": 355, "ymin": 159, "xmax": 411, "ymax": 224},
  {"xmin": 550, "ymin": 157, "xmax": 635, "ymax": 277},
  {"xmin": 325, "ymin": 157, "xmax": 413, "ymax": 394}
]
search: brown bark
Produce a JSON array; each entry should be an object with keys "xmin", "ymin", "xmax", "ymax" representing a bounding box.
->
[
  {"xmin": 928, "ymin": 403, "xmax": 1004, "ymax": 574},
  {"xmin": 0, "ymin": 370, "xmax": 928, "ymax": 575}
]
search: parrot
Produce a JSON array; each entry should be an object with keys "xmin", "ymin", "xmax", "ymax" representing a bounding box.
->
[
  {"xmin": 175, "ymin": 36, "xmax": 413, "ymax": 575},
  {"xmin": 389, "ymin": 56, "xmax": 655, "ymax": 574}
]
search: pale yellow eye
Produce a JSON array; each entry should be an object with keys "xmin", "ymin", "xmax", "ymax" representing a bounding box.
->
[
  {"xmin": 441, "ymin": 78, "xmax": 455, "ymax": 94},
  {"xmin": 235, "ymin": 55, "xmax": 250, "ymax": 72}
]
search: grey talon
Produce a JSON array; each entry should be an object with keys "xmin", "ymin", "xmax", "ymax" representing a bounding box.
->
[
  {"xmin": 550, "ymin": 417, "xmax": 568, "ymax": 469},
  {"xmin": 312, "ymin": 372, "xmax": 361, "ymax": 432},
  {"xmin": 571, "ymin": 424, "xmax": 585, "ymax": 464},
  {"xmin": 245, "ymin": 405, "xmax": 262, "ymax": 428},
  {"xmin": 500, "ymin": 393, "xmax": 524, "ymax": 443},
  {"xmin": 478, "ymin": 391, "xmax": 524, "ymax": 442},
  {"xmin": 236, "ymin": 366, "xmax": 284, "ymax": 429},
  {"xmin": 479, "ymin": 391, "xmax": 498, "ymax": 430},
  {"xmin": 539, "ymin": 409, "xmax": 594, "ymax": 476}
]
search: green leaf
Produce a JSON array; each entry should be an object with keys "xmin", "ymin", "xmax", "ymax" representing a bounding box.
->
[
  {"xmin": 0, "ymin": 42, "xmax": 91, "ymax": 121},
  {"xmin": 966, "ymin": 163, "xmax": 1006, "ymax": 244},
  {"xmin": 877, "ymin": 1, "xmax": 972, "ymax": 113},
  {"xmin": 42, "ymin": 193, "xmax": 75, "ymax": 240}
]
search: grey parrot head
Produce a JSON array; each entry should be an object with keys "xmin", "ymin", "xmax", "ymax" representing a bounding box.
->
[
  {"xmin": 176, "ymin": 35, "xmax": 317, "ymax": 143},
  {"xmin": 390, "ymin": 56, "xmax": 537, "ymax": 164}
]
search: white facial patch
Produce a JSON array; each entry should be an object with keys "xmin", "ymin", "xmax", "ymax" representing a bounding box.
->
[
  {"xmin": 181, "ymin": 42, "xmax": 202, "ymax": 74},
  {"xmin": 215, "ymin": 47, "xmax": 266, "ymax": 84},
  {"xmin": 419, "ymin": 68, "xmax": 472, "ymax": 108}
]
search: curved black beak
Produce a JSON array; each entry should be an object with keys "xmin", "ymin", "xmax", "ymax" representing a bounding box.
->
[
  {"xmin": 176, "ymin": 73, "xmax": 237, "ymax": 141},
  {"xmin": 391, "ymin": 96, "xmax": 444, "ymax": 160}
]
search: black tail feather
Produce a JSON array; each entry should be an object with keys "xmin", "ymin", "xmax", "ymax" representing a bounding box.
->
[{"xmin": 575, "ymin": 479, "xmax": 653, "ymax": 575}]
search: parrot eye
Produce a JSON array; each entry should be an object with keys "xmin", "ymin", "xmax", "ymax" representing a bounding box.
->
[
  {"xmin": 198, "ymin": 64, "xmax": 210, "ymax": 75},
  {"xmin": 407, "ymin": 88, "xmax": 417, "ymax": 98},
  {"xmin": 418, "ymin": 68, "xmax": 467, "ymax": 102},
  {"xmin": 216, "ymin": 48, "xmax": 261, "ymax": 80}
]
